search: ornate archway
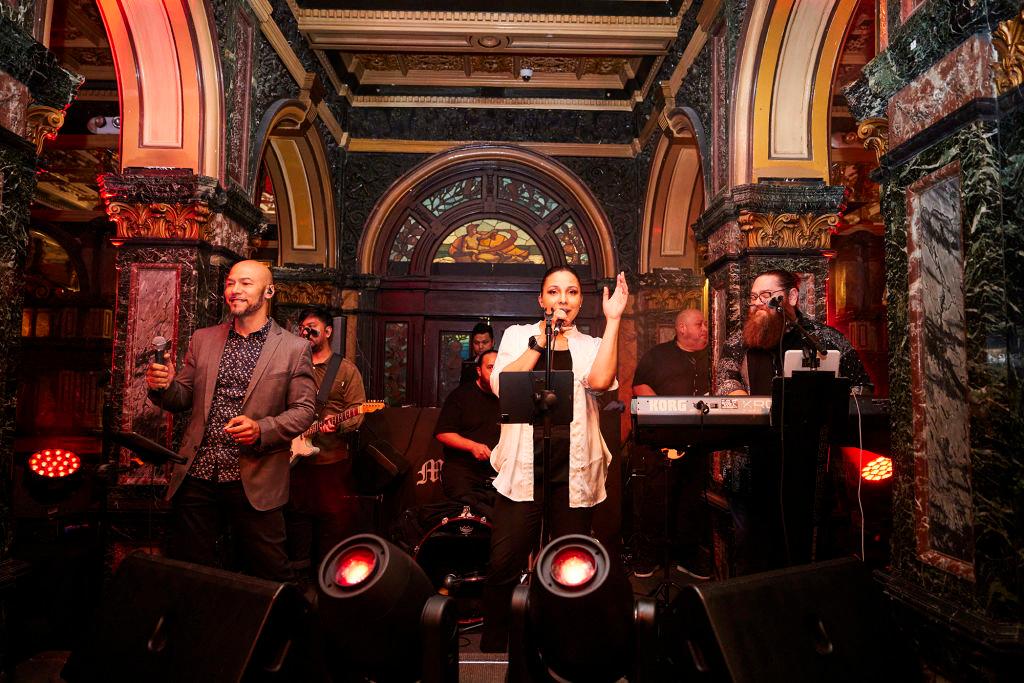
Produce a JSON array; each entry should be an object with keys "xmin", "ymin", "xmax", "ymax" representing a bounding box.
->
[{"xmin": 357, "ymin": 145, "xmax": 618, "ymax": 407}]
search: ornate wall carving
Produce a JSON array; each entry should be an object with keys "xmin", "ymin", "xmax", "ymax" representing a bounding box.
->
[
  {"xmin": 105, "ymin": 202, "xmax": 211, "ymax": 241},
  {"xmin": 993, "ymin": 10, "xmax": 1024, "ymax": 95},
  {"xmin": 737, "ymin": 211, "xmax": 839, "ymax": 249},
  {"xmin": 25, "ymin": 105, "xmax": 66, "ymax": 155},
  {"xmin": 857, "ymin": 116, "xmax": 890, "ymax": 163}
]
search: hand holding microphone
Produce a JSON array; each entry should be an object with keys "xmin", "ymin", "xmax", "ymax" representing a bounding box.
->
[{"xmin": 145, "ymin": 335, "xmax": 174, "ymax": 391}]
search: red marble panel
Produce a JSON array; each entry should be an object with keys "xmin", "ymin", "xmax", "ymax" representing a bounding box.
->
[
  {"xmin": 0, "ymin": 70, "xmax": 31, "ymax": 138},
  {"xmin": 888, "ymin": 35, "xmax": 997, "ymax": 149},
  {"xmin": 119, "ymin": 264, "xmax": 181, "ymax": 484}
]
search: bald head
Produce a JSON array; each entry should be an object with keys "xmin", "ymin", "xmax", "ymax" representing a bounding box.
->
[
  {"xmin": 224, "ymin": 260, "xmax": 275, "ymax": 322},
  {"xmin": 674, "ymin": 308, "xmax": 708, "ymax": 352}
]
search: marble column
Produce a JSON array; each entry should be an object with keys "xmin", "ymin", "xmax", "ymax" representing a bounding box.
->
[
  {"xmin": 0, "ymin": 11, "xmax": 81, "ymax": 558},
  {"xmin": 844, "ymin": 3, "xmax": 1024, "ymax": 677},
  {"xmin": 99, "ymin": 170, "xmax": 264, "ymax": 508}
]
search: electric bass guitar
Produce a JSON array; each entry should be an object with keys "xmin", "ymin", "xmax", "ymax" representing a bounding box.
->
[{"xmin": 289, "ymin": 401, "xmax": 385, "ymax": 465}]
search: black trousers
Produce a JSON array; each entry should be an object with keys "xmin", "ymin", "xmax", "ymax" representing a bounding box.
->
[
  {"xmin": 169, "ymin": 476, "xmax": 294, "ymax": 583},
  {"xmin": 285, "ymin": 459, "xmax": 361, "ymax": 579},
  {"xmin": 480, "ymin": 483, "xmax": 593, "ymax": 652},
  {"xmin": 442, "ymin": 457, "xmax": 497, "ymax": 520}
]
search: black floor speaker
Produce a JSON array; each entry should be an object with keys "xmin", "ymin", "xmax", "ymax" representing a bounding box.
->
[
  {"xmin": 63, "ymin": 552, "xmax": 308, "ymax": 682},
  {"xmin": 668, "ymin": 557, "xmax": 917, "ymax": 682}
]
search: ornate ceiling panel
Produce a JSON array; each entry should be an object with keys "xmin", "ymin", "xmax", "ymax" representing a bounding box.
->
[{"xmin": 287, "ymin": 0, "xmax": 688, "ymax": 107}]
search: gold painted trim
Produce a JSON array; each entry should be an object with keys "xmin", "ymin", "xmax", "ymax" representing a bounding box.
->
[
  {"xmin": 347, "ymin": 138, "xmax": 637, "ymax": 158},
  {"xmin": 350, "ymin": 95, "xmax": 633, "ymax": 111},
  {"xmin": 856, "ymin": 116, "xmax": 889, "ymax": 163},
  {"xmin": 738, "ymin": 210, "xmax": 838, "ymax": 249},
  {"xmin": 358, "ymin": 146, "xmax": 618, "ymax": 275},
  {"xmin": 287, "ymin": 0, "xmax": 681, "ymax": 28},
  {"xmin": 26, "ymin": 105, "xmax": 66, "ymax": 155},
  {"xmin": 993, "ymin": 10, "xmax": 1024, "ymax": 95},
  {"xmin": 76, "ymin": 89, "xmax": 120, "ymax": 102}
]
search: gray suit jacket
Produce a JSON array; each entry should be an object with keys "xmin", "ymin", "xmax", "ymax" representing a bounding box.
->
[{"xmin": 149, "ymin": 320, "xmax": 317, "ymax": 510}]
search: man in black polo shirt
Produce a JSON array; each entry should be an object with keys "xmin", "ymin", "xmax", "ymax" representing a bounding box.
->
[
  {"xmin": 631, "ymin": 308, "xmax": 712, "ymax": 579},
  {"xmin": 435, "ymin": 349, "xmax": 500, "ymax": 519}
]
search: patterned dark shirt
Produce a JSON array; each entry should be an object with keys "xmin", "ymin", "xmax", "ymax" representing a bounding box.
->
[
  {"xmin": 717, "ymin": 309, "xmax": 870, "ymax": 395},
  {"xmin": 190, "ymin": 320, "xmax": 271, "ymax": 482}
]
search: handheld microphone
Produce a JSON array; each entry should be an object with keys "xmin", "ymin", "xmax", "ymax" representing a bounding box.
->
[{"xmin": 152, "ymin": 336, "xmax": 169, "ymax": 364}]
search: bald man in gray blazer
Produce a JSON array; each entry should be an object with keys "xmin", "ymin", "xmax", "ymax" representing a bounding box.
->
[{"xmin": 147, "ymin": 260, "xmax": 316, "ymax": 581}]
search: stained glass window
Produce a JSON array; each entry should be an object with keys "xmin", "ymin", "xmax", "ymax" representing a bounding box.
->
[
  {"xmin": 498, "ymin": 177, "xmax": 559, "ymax": 218},
  {"xmin": 433, "ymin": 219, "xmax": 544, "ymax": 265},
  {"xmin": 384, "ymin": 322, "xmax": 408, "ymax": 406},
  {"xmin": 552, "ymin": 218, "xmax": 589, "ymax": 265},
  {"xmin": 389, "ymin": 216, "xmax": 426, "ymax": 263},
  {"xmin": 422, "ymin": 177, "xmax": 482, "ymax": 216}
]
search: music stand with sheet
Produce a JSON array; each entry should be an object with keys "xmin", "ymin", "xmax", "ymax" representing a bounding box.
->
[{"xmin": 782, "ymin": 349, "xmax": 841, "ymax": 377}]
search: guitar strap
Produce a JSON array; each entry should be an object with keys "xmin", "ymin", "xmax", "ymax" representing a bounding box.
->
[{"xmin": 316, "ymin": 352, "xmax": 344, "ymax": 409}]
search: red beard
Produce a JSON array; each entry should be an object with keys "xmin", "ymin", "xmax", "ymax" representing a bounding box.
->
[{"xmin": 743, "ymin": 307, "xmax": 786, "ymax": 350}]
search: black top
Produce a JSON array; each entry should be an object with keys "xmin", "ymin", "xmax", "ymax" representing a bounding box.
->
[
  {"xmin": 434, "ymin": 380, "xmax": 501, "ymax": 473},
  {"xmin": 191, "ymin": 319, "xmax": 271, "ymax": 482},
  {"xmin": 633, "ymin": 340, "xmax": 711, "ymax": 396}
]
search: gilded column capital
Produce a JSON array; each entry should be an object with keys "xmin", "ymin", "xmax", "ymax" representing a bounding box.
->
[
  {"xmin": 738, "ymin": 211, "xmax": 838, "ymax": 250},
  {"xmin": 993, "ymin": 11, "xmax": 1024, "ymax": 95},
  {"xmin": 26, "ymin": 105, "xmax": 66, "ymax": 155},
  {"xmin": 856, "ymin": 116, "xmax": 889, "ymax": 163},
  {"xmin": 104, "ymin": 201, "xmax": 211, "ymax": 241}
]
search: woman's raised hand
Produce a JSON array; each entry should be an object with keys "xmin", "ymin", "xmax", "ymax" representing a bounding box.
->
[{"xmin": 602, "ymin": 271, "xmax": 629, "ymax": 321}]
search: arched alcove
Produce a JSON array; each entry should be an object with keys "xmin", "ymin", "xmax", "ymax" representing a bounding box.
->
[{"xmin": 252, "ymin": 101, "xmax": 337, "ymax": 268}]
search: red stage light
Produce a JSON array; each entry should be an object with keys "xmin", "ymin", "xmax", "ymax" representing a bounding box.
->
[
  {"xmin": 335, "ymin": 546, "xmax": 378, "ymax": 587},
  {"xmin": 550, "ymin": 546, "xmax": 597, "ymax": 588},
  {"xmin": 861, "ymin": 456, "xmax": 892, "ymax": 482},
  {"xmin": 28, "ymin": 449, "xmax": 81, "ymax": 479}
]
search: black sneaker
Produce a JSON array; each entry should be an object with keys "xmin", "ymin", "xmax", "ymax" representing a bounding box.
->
[
  {"xmin": 674, "ymin": 563, "xmax": 711, "ymax": 580},
  {"xmin": 632, "ymin": 563, "xmax": 660, "ymax": 578}
]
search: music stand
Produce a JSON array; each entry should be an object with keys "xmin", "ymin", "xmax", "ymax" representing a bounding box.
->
[
  {"xmin": 109, "ymin": 431, "xmax": 186, "ymax": 465},
  {"xmin": 498, "ymin": 371, "xmax": 573, "ymax": 427}
]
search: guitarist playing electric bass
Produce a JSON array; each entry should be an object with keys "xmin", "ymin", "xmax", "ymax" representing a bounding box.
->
[{"xmin": 286, "ymin": 307, "xmax": 373, "ymax": 584}]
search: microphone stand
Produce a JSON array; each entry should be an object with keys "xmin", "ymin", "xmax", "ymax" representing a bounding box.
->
[
  {"xmin": 771, "ymin": 300, "xmax": 828, "ymax": 370},
  {"xmin": 537, "ymin": 314, "xmax": 558, "ymax": 545}
]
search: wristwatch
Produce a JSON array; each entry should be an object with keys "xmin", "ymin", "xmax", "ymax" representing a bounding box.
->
[{"xmin": 528, "ymin": 335, "xmax": 544, "ymax": 352}]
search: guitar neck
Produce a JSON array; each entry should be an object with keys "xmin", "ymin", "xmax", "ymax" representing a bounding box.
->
[{"xmin": 304, "ymin": 405, "xmax": 362, "ymax": 438}]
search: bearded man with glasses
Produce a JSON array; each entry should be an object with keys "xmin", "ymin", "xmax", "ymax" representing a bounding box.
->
[{"xmin": 716, "ymin": 268, "xmax": 870, "ymax": 574}]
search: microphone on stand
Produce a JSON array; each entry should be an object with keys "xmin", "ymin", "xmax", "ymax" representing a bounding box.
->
[
  {"xmin": 767, "ymin": 295, "xmax": 785, "ymax": 312},
  {"xmin": 152, "ymin": 336, "xmax": 169, "ymax": 364}
]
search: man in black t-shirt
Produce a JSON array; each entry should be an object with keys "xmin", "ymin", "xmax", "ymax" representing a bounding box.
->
[
  {"xmin": 435, "ymin": 349, "xmax": 500, "ymax": 519},
  {"xmin": 631, "ymin": 308, "xmax": 712, "ymax": 579}
]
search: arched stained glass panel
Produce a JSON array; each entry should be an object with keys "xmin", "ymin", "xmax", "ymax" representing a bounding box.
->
[
  {"xmin": 388, "ymin": 216, "xmax": 426, "ymax": 263},
  {"xmin": 497, "ymin": 176, "xmax": 560, "ymax": 218},
  {"xmin": 553, "ymin": 218, "xmax": 590, "ymax": 265},
  {"xmin": 422, "ymin": 176, "xmax": 482, "ymax": 216},
  {"xmin": 433, "ymin": 219, "xmax": 544, "ymax": 265}
]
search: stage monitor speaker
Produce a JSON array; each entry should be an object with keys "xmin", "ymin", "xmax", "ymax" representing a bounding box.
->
[
  {"xmin": 668, "ymin": 557, "xmax": 915, "ymax": 683},
  {"xmin": 63, "ymin": 552, "xmax": 307, "ymax": 682}
]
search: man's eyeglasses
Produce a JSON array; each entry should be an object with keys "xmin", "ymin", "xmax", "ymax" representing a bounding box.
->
[
  {"xmin": 300, "ymin": 326, "xmax": 320, "ymax": 339},
  {"xmin": 748, "ymin": 288, "xmax": 788, "ymax": 305}
]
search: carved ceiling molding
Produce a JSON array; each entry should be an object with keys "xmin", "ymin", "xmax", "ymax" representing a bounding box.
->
[
  {"xmin": 738, "ymin": 211, "xmax": 839, "ymax": 250},
  {"xmin": 993, "ymin": 10, "xmax": 1024, "ymax": 95},
  {"xmin": 856, "ymin": 116, "xmax": 889, "ymax": 163},
  {"xmin": 26, "ymin": 105, "xmax": 67, "ymax": 155},
  {"xmin": 104, "ymin": 201, "xmax": 211, "ymax": 241},
  {"xmin": 349, "ymin": 95, "xmax": 633, "ymax": 111},
  {"xmin": 346, "ymin": 138, "xmax": 637, "ymax": 158},
  {"xmin": 288, "ymin": 0, "xmax": 681, "ymax": 55}
]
